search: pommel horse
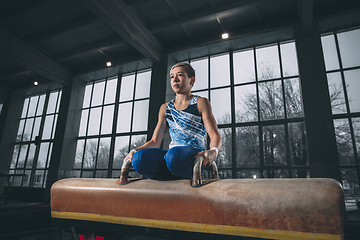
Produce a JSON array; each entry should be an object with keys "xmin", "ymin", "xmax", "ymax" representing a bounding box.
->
[{"xmin": 51, "ymin": 156, "xmax": 344, "ymax": 240}]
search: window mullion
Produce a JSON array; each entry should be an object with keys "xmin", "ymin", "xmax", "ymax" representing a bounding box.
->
[
  {"xmin": 129, "ymin": 71, "xmax": 138, "ymax": 152},
  {"xmin": 94, "ymin": 81, "xmax": 108, "ymax": 177},
  {"xmin": 229, "ymin": 50, "xmax": 236, "ymax": 178},
  {"xmin": 278, "ymin": 43, "xmax": 288, "ymax": 120},
  {"xmin": 208, "ymin": 56, "xmax": 211, "ymax": 101},
  {"xmin": 29, "ymin": 91, "xmax": 50, "ymax": 187},
  {"xmin": 333, "ymin": 33, "xmax": 351, "ymax": 116},
  {"xmin": 254, "ymin": 47, "xmax": 264, "ymax": 178},
  {"xmin": 278, "ymin": 43, "xmax": 292, "ymax": 177},
  {"xmin": 81, "ymin": 82, "xmax": 94, "ymax": 178},
  {"xmin": 108, "ymin": 74, "xmax": 122, "ymax": 177}
]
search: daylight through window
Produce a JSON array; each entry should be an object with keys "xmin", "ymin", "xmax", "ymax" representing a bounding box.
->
[
  {"xmin": 74, "ymin": 70, "xmax": 152, "ymax": 178},
  {"xmin": 189, "ymin": 41, "xmax": 308, "ymax": 179},
  {"xmin": 9, "ymin": 90, "xmax": 62, "ymax": 188},
  {"xmin": 321, "ymin": 28, "xmax": 360, "ymax": 204}
]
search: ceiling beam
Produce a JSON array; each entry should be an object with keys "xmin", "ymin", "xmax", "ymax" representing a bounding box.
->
[
  {"xmin": 0, "ymin": 70, "xmax": 31, "ymax": 81},
  {"xmin": 167, "ymin": 18, "xmax": 295, "ymax": 56},
  {"xmin": 165, "ymin": 0, "xmax": 179, "ymax": 18},
  {"xmin": 124, "ymin": 0, "xmax": 150, "ymax": 8},
  {"xmin": 0, "ymin": 83, "xmax": 11, "ymax": 99},
  {"xmin": 0, "ymin": 0, "xmax": 56, "ymax": 25},
  {"xmin": 79, "ymin": 0, "xmax": 163, "ymax": 63},
  {"xmin": 54, "ymin": 37, "xmax": 123, "ymax": 62},
  {"xmin": 149, "ymin": 0, "xmax": 267, "ymax": 33},
  {"xmin": 74, "ymin": 52, "xmax": 146, "ymax": 77},
  {"xmin": 30, "ymin": 14, "xmax": 99, "ymax": 45},
  {"xmin": 0, "ymin": 27, "xmax": 72, "ymax": 85},
  {"xmin": 298, "ymin": 0, "xmax": 313, "ymax": 35}
]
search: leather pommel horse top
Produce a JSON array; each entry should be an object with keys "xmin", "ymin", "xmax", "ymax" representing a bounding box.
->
[{"xmin": 51, "ymin": 178, "xmax": 344, "ymax": 240}]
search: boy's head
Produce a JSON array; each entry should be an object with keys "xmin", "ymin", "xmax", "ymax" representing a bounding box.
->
[{"xmin": 170, "ymin": 62, "xmax": 195, "ymax": 78}]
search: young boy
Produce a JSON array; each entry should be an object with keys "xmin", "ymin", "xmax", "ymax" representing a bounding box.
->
[{"xmin": 123, "ymin": 62, "xmax": 222, "ymax": 179}]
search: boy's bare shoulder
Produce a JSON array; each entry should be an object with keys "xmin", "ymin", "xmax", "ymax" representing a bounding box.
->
[
  {"xmin": 197, "ymin": 96, "xmax": 210, "ymax": 105},
  {"xmin": 197, "ymin": 97, "xmax": 212, "ymax": 114},
  {"xmin": 158, "ymin": 103, "xmax": 168, "ymax": 116},
  {"xmin": 160, "ymin": 103, "xmax": 168, "ymax": 111}
]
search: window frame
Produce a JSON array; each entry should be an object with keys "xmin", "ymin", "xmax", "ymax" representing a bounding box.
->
[
  {"xmin": 74, "ymin": 70, "xmax": 152, "ymax": 179},
  {"xmin": 187, "ymin": 41, "xmax": 308, "ymax": 179},
  {"xmin": 321, "ymin": 28, "xmax": 360, "ymax": 205},
  {"xmin": 9, "ymin": 89, "xmax": 62, "ymax": 188}
]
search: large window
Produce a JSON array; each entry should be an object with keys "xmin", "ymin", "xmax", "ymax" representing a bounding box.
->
[
  {"xmin": 189, "ymin": 41, "xmax": 307, "ymax": 179},
  {"xmin": 75, "ymin": 70, "xmax": 151, "ymax": 178},
  {"xmin": 321, "ymin": 28, "xmax": 360, "ymax": 206},
  {"xmin": 9, "ymin": 90, "xmax": 62, "ymax": 188}
]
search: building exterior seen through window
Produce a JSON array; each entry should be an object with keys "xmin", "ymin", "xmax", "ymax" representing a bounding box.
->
[
  {"xmin": 188, "ymin": 40, "xmax": 307, "ymax": 180},
  {"xmin": 9, "ymin": 90, "xmax": 62, "ymax": 188},
  {"xmin": 74, "ymin": 70, "xmax": 151, "ymax": 178},
  {"xmin": 321, "ymin": 28, "xmax": 360, "ymax": 205}
]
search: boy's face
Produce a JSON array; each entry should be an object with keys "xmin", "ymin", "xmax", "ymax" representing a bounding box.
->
[{"xmin": 170, "ymin": 66, "xmax": 195, "ymax": 94}]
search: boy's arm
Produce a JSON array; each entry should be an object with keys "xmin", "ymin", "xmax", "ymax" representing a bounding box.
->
[
  {"xmin": 141, "ymin": 103, "xmax": 168, "ymax": 149},
  {"xmin": 196, "ymin": 97, "xmax": 222, "ymax": 166},
  {"xmin": 124, "ymin": 103, "xmax": 167, "ymax": 162}
]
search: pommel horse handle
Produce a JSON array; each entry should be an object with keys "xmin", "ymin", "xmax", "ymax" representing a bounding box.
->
[
  {"xmin": 192, "ymin": 156, "xmax": 219, "ymax": 187},
  {"xmin": 119, "ymin": 159, "xmax": 131, "ymax": 185}
]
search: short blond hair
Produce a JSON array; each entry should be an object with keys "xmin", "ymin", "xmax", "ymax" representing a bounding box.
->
[{"xmin": 170, "ymin": 62, "xmax": 195, "ymax": 78}]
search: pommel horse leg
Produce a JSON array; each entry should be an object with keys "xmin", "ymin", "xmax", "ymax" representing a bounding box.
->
[
  {"xmin": 119, "ymin": 159, "xmax": 131, "ymax": 185},
  {"xmin": 192, "ymin": 156, "xmax": 219, "ymax": 187}
]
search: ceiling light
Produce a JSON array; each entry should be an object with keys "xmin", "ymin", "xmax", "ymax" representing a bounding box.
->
[
  {"xmin": 106, "ymin": 62, "xmax": 112, "ymax": 67},
  {"xmin": 222, "ymin": 33, "xmax": 229, "ymax": 39},
  {"xmin": 34, "ymin": 81, "xmax": 38, "ymax": 86}
]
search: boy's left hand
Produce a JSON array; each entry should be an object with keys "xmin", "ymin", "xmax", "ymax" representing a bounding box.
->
[{"xmin": 195, "ymin": 149, "xmax": 217, "ymax": 167}]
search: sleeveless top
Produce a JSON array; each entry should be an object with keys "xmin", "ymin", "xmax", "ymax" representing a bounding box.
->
[{"xmin": 166, "ymin": 95, "xmax": 206, "ymax": 150}]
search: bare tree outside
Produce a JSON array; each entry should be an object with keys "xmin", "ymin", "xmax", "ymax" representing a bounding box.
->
[
  {"xmin": 75, "ymin": 138, "xmax": 111, "ymax": 169},
  {"xmin": 74, "ymin": 135, "xmax": 147, "ymax": 177},
  {"xmin": 327, "ymin": 71, "xmax": 360, "ymax": 197},
  {"xmin": 217, "ymin": 60, "xmax": 308, "ymax": 179}
]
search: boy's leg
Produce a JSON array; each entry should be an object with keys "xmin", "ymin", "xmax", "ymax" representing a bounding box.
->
[
  {"xmin": 131, "ymin": 148, "xmax": 173, "ymax": 179},
  {"xmin": 164, "ymin": 146, "xmax": 201, "ymax": 179}
]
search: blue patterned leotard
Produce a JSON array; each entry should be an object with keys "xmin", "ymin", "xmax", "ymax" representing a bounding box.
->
[{"xmin": 166, "ymin": 95, "xmax": 207, "ymax": 150}]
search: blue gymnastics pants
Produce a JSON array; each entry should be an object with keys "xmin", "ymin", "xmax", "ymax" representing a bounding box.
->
[{"xmin": 131, "ymin": 146, "xmax": 201, "ymax": 179}]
